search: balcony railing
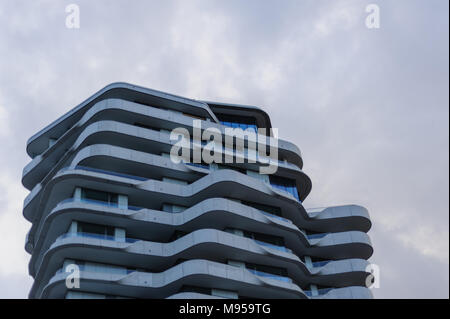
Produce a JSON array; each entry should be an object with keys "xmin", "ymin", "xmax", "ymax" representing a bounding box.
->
[
  {"xmin": 185, "ymin": 162, "xmax": 210, "ymax": 170},
  {"xmin": 74, "ymin": 165, "xmax": 148, "ymax": 181},
  {"xmin": 258, "ymin": 210, "xmax": 291, "ymax": 224},
  {"xmin": 246, "ymin": 269, "xmax": 292, "ymax": 283},
  {"xmin": 58, "ymin": 198, "xmax": 143, "ymax": 211},
  {"xmin": 219, "ymin": 121, "xmax": 258, "ymax": 133},
  {"xmin": 306, "ymin": 233, "xmax": 329, "ymax": 240},
  {"xmin": 57, "ymin": 265, "xmax": 136, "ymax": 275},
  {"xmin": 57, "ymin": 232, "xmax": 139, "ymax": 244},
  {"xmin": 254, "ymin": 240, "xmax": 292, "ymax": 253},
  {"xmin": 304, "ymin": 288, "xmax": 333, "ymax": 297},
  {"xmin": 312, "ymin": 260, "xmax": 331, "ymax": 268},
  {"xmin": 270, "ymin": 183, "xmax": 300, "ymax": 202}
]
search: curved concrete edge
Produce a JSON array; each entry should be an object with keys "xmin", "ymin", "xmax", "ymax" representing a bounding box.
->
[
  {"xmin": 29, "ymin": 199, "xmax": 372, "ymax": 290},
  {"xmin": 24, "ymin": 170, "xmax": 371, "ymax": 254},
  {"xmin": 26, "ymin": 82, "xmax": 219, "ymax": 157},
  {"xmin": 23, "ymin": 122, "xmax": 308, "ymax": 191},
  {"xmin": 26, "ymin": 170, "xmax": 372, "ymax": 260},
  {"xmin": 26, "ymin": 171, "xmax": 371, "ymax": 255},
  {"xmin": 308, "ymin": 231, "xmax": 373, "ymax": 259},
  {"xmin": 32, "ymin": 228, "xmax": 307, "ymax": 297},
  {"xmin": 310, "ymin": 259, "xmax": 370, "ymax": 276},
  {"xmin": 39, "ymin": 259, "xmax": 307, "ymax": 299},
  {"xmin": 23, "ymin": 166, "xmax": 303, "ymax": 223},
  {"xmin": 24, "ymin": 98, "xmax": 303, "ymax": 181},
  {"xmin": 29, "ymin": 197, "xmax": 301, "ymax": 268},
  {"xmin": 307, "ymin": 205, "xmax": 371, "ymax": 232},
  {"xmin": 309, "ymin": 231, "xmax": 372, "ymax": 249},
  {"xmin": 31, "ymin": 232, "xmax": 372, "ymax": 298}
]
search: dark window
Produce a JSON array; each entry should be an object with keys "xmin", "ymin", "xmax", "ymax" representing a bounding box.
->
[
  {"xmin": 243, "ymin": 231, "xmax": 285, "ymax": 247},
  {"xmin": 81, "ymin": 188, "xmax": 118, "ymax": 205},
  {"xmin": 269, "ymin": 176, "xmax": 300, "ymax": 201},
  {"xmin": 242, "ymin": 201, "xmax": 282, "ymax": 217},
  {"xmin": 133, "ymin": 122, "xmax": 160, "ymax": 131},
  {"xmin": 77, "ymin": 221, "xmax": 114, "ymax": 237},
  {"xmin": 170, "ymin": 230, "xmax": 188, "ymax": 241},
  {"xmin": 173, "ymin": 258, "xmax": 188, "ymax": 266},
  {"xmin": 245, "ymin": 262, "xmax": 288, "ymax": 277}
]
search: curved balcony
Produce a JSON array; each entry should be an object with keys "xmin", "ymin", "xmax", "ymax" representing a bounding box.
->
[
  {"xmin": 39, "ymin": 259, "xmax": 308, "ymax": 299},
  {"xmin": 24, "ymin": 101, "xmax": 304, "ymax": 189},
  {"xmin": 24, "ymin": 167, "xmax": 369, "ymax": 255},
  {"xmin": 29, "ymin": 195, "xmax": 372, "ymax": 280},
  {"xmin": 22, "ymin": 82, "xmax": 373, "ymax": 299},
  {"xmin": 26, "ymin": 83, "xmax": 220, "ymax": 157}
]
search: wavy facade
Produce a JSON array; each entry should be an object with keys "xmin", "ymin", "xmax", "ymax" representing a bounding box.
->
[{"xmin": 22, "ymin": 83, "xmax": 373, "ymax": 299}]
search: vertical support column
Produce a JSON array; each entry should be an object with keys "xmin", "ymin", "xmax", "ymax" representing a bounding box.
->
[
  {"xmin": 310, "ymin": 284, "xmax": 319, "ymax": 297},
  {"xmin": 304, "ymin": 256, "xmax": 319, "ymax": 297},
  {"xmin": 114, "ymin": 228, "xmax": 126, "ymax": 243},
  {"xmin": 69, "ymin": 221, "xmax": 78, "ymax": 234},
  {"xmin": 304, "ymin": 256, "xmax": 313, "ymax": 268},
  {"xmin": 74, "ymin": 187, "xmax": 81, "ymax": 201},
  {"xmin": 118, "ymin": 194, "xmax": 128, "ymax": 209}
]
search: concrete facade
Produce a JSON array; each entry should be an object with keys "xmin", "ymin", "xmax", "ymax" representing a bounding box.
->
[{"xmin": 22, "ymin": 82, "xmax": 373, "ymax": 299}]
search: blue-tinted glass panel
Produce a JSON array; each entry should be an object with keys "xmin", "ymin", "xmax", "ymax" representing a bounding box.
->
[
  {"xmin": 269, "ymin": 176, "xmax": 300, "ymax": 201},
  {"xmin": 220, "ymin": 120, "xmax": 258, "ymax": 133}
]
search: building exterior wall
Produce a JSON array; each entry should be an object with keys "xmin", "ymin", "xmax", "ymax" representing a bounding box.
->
[{"xmin": 22, "ymin": 82, "xmax": 373, "ymax": 299}]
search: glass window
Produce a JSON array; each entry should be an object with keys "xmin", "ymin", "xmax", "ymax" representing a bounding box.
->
[
  {"xmin": 245, "ymin": 262, "xmax": 288, "ymax": 277},
  {"xmin": 269, "ymin": 176, "xmax": 300, "ymax": 201},
  {"xmin": 218, "ymin": 114, "xmax": 258, "ymax": 133},
  {"xmin": 77, "ymin": 221, "xmax": 114, "ymax": 237},
  {"xmin": 81, "ymin": 188, "xmax": 118, "ymax": 204},
  {"xmin": 243, "ymin": 231, "xmax": 285, "ymax": 247}
]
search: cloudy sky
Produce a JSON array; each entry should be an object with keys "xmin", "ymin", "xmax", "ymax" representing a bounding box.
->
[{"xmin": 0, "ymin": 0, "xmax": 448, "ymax": 298}]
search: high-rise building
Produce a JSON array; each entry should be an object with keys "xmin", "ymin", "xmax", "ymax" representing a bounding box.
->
[{"xmin": 22, "ymin": 83, "xmax": 373, "ymax": 299}]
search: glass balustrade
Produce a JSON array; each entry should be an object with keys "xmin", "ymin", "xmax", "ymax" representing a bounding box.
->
[
  {"xmin": 185, "ymin": 162, "xmax": 210, "ymax": 170},
  {"xmin": 74, "ymin": 165, "xmax": 148, "ymax": 181},
  {"xmin": 306, "ymin": 233, "xmax": 329, "ymax": 240},
  {"xmin": 58, "ymin": 198, "xmax": 144, "ymax": 211},
  {"xmin": 258, "ymin": 210, "xmax": 291, "ymax": 223},
  {"xmin": 254, "ymin": 240, "xmax": 292, "ymax": 253},
  {"xmin": 246, "ymin": 268, "xmax": 292, "ymax": 283},
  {"xmin": 312, "ymin": 260, "xmax": 331, "ymax": 268},
  {"xmin": 304, "ymin": 288, "xmax": 333, "ymax": 297},
  {"xmin": 57, "ymin": 232, "xmax": 138, "ymax": 243},
  {"xmin": 57, "ymin": 265, "xmax": 135, "ymax": 275},
  {"xmin": 220, "ymin": 121, "xmax": 258, "ymax": 133}
]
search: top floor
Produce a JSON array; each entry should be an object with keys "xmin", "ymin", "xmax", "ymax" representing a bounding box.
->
[{"xmin": 26, "ymin": 83, "xmax": 278, "ymax": 157}]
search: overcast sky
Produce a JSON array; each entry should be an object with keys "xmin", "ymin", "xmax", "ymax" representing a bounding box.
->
[{"xmin": 0, "ymin": 0, "xmax": 448, "ymax": 299}]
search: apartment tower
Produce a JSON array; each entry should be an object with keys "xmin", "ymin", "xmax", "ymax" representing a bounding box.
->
[{"xmin": 22, "ymin": 83, "xmax": 374, "ymax": 299}]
